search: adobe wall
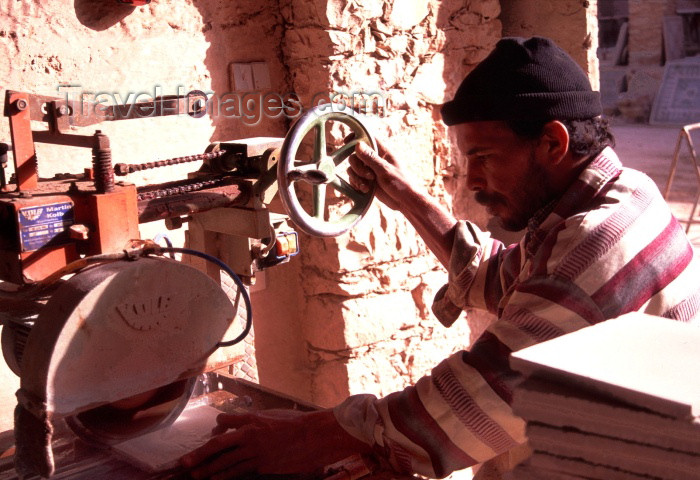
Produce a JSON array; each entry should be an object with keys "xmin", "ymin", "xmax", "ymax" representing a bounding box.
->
[
  {"xmin": 267, "ymin": 0, "xmax": 502, "ymax": 408},
  {"xmin": 628, "ymin": 0, "xmax": 678, "ymax": 66},
  {"xmin": 500, "ymin": 0, "xmax": 600, "ymax": 89},
  {"xmin": 612, "ymin": 0, "xmax": 678, "ymax": 122}
]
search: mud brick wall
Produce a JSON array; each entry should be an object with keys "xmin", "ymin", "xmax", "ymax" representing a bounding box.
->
[
  {"xmin": 628, "ymin": 0, "xmax": 678, "ymax": 66},
  {"xmin": 256, "ymin": 0, "xmax": 501, "ymax": 407},
  {"xmin": 500, "ymin": 0, "xmax": 600, "ymax": 89}
]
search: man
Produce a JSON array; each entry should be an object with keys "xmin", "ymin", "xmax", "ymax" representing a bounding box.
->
[{"xmin": 181, "ymin": 37, "xmax": 700, "ymax": 479}]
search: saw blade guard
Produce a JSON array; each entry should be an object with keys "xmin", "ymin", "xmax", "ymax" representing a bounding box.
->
[{"xmin": 16, "ymin": 256, "xmax": 236, "ymax": 442}]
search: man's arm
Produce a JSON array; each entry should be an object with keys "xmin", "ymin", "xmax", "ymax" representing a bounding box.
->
[
  {"xmin": 350, "ymin": 141, "xmax": 458, "ymax": 268},
  {"xmin": 180, "ymin": 409, "xmax": 372, "ymax": 479}
]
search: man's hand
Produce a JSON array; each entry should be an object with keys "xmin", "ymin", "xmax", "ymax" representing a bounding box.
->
[
  {"xmin": 349, "ymin": 137, "xmax": 458, "ymax": 268},
  {"xmin": 349, "ymin": 139, "xmax": 414, "ymax": 212},
  {"xmin": 180, "ymin": 409, "xmax": 371, "ymax": 479}
]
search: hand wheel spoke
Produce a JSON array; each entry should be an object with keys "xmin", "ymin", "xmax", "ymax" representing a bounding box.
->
[
  {"xmin": 313, "ymin": 121, "xmax": 327, "ymax": 164},
  {"xmin": 331, "ymin": 139, "xmax": 360, "ymax": 166},
  {"xmin": 330, "ymin": 175, "xmax": 364, "ymax": 204},
  {"xmin": 313, "ymin": 184, "xmax": 327, "ymax": 219}
]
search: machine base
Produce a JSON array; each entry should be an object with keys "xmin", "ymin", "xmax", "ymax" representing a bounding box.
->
[{"xmin": 0, "ymin": 373, "xmax": 416, "ymax": 480}]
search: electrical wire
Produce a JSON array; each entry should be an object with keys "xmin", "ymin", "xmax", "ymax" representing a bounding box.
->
[
  {"xmin": 20, "ymin": 241, "xmax": 253, "ymax": 348},
  {"xmin": 17, "ymin": 251, "xmax": 136, "ymax": 297},
  {"xmin": 152, "ymin": 232, "xmax": 176, "ymax": 258},
  {"xmin": 157, "ymin": 247, "xmax": 253, "ymax": 348}
]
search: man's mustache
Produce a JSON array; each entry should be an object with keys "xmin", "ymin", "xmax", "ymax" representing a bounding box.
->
[{"xmin": 474, "ymin": 191, "xmax": 507, "ymax": 208}]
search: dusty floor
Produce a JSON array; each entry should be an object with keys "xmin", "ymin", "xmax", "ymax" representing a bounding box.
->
[{"xmin": 610, "ymin": 120, "xmax": 700, "ymax": 251}]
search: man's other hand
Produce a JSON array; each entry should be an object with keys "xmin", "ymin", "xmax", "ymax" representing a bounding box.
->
[{"xmin": 180, "ymin": 409, "xmax": 371, "ymax": 479}]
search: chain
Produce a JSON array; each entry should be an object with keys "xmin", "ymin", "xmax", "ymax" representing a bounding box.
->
[
  {"xmin": 114, "ymin": 150, "xmax": 227, "ymax": 176},
  {"xmin": 136, "ymin": 177, "xmax": 231, "ymax": 201}
]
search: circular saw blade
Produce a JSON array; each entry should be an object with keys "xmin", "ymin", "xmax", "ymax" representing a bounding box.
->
[{"xmin": 65, "ymin": 377, "xmax": 196, "ymax": 446}]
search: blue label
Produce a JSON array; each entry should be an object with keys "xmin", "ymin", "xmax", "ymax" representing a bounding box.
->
[{"xmin": 18, "ymin": 202, "xmax": 75, "ymax": 252}]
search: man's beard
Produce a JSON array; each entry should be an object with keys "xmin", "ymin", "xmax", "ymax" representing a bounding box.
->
[{"xmin": 474, "ymin": 152, "xmax": 553, "ymax": 232}]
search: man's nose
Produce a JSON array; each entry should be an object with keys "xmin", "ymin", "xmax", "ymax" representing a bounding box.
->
[{"xmin": 466, "ymin": 158, "xmax": 486, "ymax": 191}]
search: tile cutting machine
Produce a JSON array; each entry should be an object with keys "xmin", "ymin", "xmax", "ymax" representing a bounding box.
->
[{"xmin": 0, "ymin": 90, "xmax": 377, "ymax": 478}]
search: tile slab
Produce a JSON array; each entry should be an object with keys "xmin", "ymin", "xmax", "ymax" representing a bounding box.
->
[
  {"xmin": 526, "ymin": 423, "xmax": 700, "ymax": 480},
  {"xmin": 512, "ymin": 378, "xmax": 700, "ymax": 454},
  {"xmin": 504, "ymin": 460, "xmax": 587, "ymax": 480},
  {"xmin": 529, "ymin": 451, "xmax": 663, "ymax": 480},
  {"xmin": 510, "ymin": 313, "xmax": 700, "ymax": 420},
  {"xmin": 111, "ymin": 404, "xmax": 222, "ymax": 473}
]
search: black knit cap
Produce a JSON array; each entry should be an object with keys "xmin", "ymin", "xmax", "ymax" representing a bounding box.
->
[{"xmin": 440, "ymin": 36, "xmax": 602, "ymax": 125}]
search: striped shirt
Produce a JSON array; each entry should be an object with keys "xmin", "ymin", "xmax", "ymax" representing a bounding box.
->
[{"xmin": 333, "ymin": 147, "xmax": 700, "ymax": 478}]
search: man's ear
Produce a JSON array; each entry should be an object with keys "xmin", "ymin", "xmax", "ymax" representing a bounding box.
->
[{"xmin": 538, "ymin": 120, "xmax": 569, "ymax": 165}]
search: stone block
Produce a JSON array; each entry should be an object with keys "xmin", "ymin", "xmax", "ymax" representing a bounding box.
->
[
  {"xmin": 617, "ymin": 67, "xmax": 663, "ymax": 123},
  {"xmin": 448, "ymin": 11, "xmax": 487, "ymax": 28},
  {"xmin": 310, "ymin": 360, "xmax": 351, "ymax": 407},
  {"xmin": 444, "ymin": 21, "xmax": 501, "ymax": 53},
  {"xmin": 330, "ymin": 57, "xmax": 379, "ymax": 88},
  {"xmin": 459, "ymin": 46, "xmax": 494, "ymax": 68},
  {"xmin": 374, "ymin": 57, "xmax": 407, "ymax": 89},
  {"xmin": 387, "ymin": 0, "xmax": 429, "ymax": 31},
  {"xmin": 438, "ymin": 0, "xmax": 500, "ymax": 25},
  {"xmin": 383, "ymin": 33, "xmax": 410, "ymax": 55},
  {"xmin": 288, "ymin": 63, "xmax": 332, "ymax": 99},
  {"xmin": 281, "ymin": 0, "xmax": 332, "ymax": 27},
  {"xmin": 345, "ymin": 316, "xmax": 474, "ymax": 399},
  {"xmin": 469, "ymin": 0, "xmax": 501, "ymax": 20},
  {"xmin": 335, "ymin": 208, "xmax": 427, "ymax": 269},
  {"xmin": 284, "ymin": 28, "xmax": 337, "ymax": 61},
  {"xmin": 409, "ymin": 53, "xmax": 447, "ymax": 104},
  {"xmin": 342, "ymin": 291, "xmax": 422, "ymax": 347},
  {"xmin": 328, "ymin": 29, "xmax": 357, "ymax": 53},
  {"xmin": 303, "ymin": 295, "xmax": 348, "ymax": 351},
  {"xmin": 283, "ymin": 0, "xmax": 382, "ymax": 31},
  {"xmin": 628, "ymin": 0, "xmax": 666, "ymax": 66},
  {"xmin": 194, "ymin": 0, "xmax": 270, "ymax": 24}
]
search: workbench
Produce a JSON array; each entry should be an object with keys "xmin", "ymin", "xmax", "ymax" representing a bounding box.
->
[{"xmin": 0, "ymin": 374, "xmax": 416, "ymax": 480}]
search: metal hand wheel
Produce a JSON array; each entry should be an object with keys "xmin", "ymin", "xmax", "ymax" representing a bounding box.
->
[{"xmin": 277, "ymin": 105, "xmax": 376, "ymax": 237}]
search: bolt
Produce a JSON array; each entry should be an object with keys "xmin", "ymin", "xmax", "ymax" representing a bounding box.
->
[
  {"xmin": 92, "ymin": 130, "xmax": 114, "ymax": 193},
  {"xmin": 57, "ymin": 105, "xmax": 70, "ymax": 116},
  {"xmin": 114, "ymin": 163, "xmax": 130, "ymax": 176},
  {"xmin": 165, "ymin": 217, "xmax": 184, "ymax": 230},
  {"xmin": 69, "ymin": 224, "xmax": 90, "ymax": 240},
  {"xmin": 0, "ymin": 143, "xmax": 8, "ymax": 165},
  {"xmin": 14, "ymin": 99, "xmax": 27, "ymax": 111}
]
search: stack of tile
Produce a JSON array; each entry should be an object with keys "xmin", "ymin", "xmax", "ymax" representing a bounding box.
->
[{"xmin": 506, "ymin": 313, "xmax": 700, "ymax": 480}]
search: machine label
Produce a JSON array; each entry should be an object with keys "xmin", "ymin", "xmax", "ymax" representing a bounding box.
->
[
  {"xmin": 116, "ymin": 295, "xmax": 174, "ymax": 331},
  {"xmin": 18, "ymin": 201, "xmax": 75, "ymax": 252}
]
